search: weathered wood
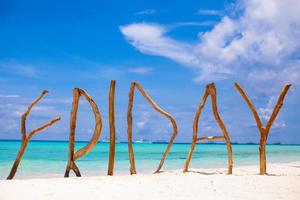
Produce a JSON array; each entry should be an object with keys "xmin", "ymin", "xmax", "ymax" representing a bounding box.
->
[
  {"xmin": 64, "ymin": 88, "xmax": 102, "ymax": 177},
  {"xmin": 127, "ymin": 82, "xmax": 178, "ymax": 174},
  {"xmin": 127, "ymin": 83, "xmax": 136, "ymax": 175},
  {"xmin": 183, "ymin": 83, "xmax": 233, "ymax": 174},
  {"xmin": 234, "ymin": 83, "xmax": 291, "ymax": 175},
  {"xmin": 183, "ymin": 85, "xmax": 210, "ymax": 173},
  {"xmin": 7, "ymin": 90, "xmax": 61, "ymax": 180},
  {"xmin": 108, "ymin": 80, "xmax": 116, "ymax": 176},
  {"xmin": 233, "ymin": 84, "xmax": 264, "ymax": 133},
  {"xmin": 64, "ymin": 88, "xmax": 80, "ymax": 177},
  {"xmin": 73, "ymin": 89, "xmax": 102, "ymax": 160},
  {"xmin": 209, "ymin": 83, "xmax": 233, "ymax": 174},
  {"xmin": 196, "ymin": 136, "xmax": 225, "ymax": 142},
  {"xmin": 135, "ymin": 83, "xmax": 178, "ymax": 173}
]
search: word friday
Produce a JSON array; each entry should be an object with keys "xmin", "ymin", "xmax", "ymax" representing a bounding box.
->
[{"xmin": 5, "ymin": 81, "xmax": 291, "ymax": 179}]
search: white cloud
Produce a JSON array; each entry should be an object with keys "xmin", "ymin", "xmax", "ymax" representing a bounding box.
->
[
  {"xmin": 134, "ymin": 110, "xmax": 151, "ymax": 136},
  {"xmin": 0, "ymin": 60, "xmax": 37, "ymax": 77},
  {"xmin": 43, "ymin": 97, "xmax": 73, "ymax": 104},
  {"xmin": 136, "ymin": 121, "xmax": 147, "ymax": 129},
  {"xmin": 257, "ymin": 95, "xmax": 287, "ymax": 128},
  {"xmin": 120, "ymin": 0, "xmax": 300, "ymax": 91},
  {"xmin": 134, "ymin": 9, "xmax": 156, "ymax": 15},
  {"xmin": 120, "ymin": 23, "xmax": 199, "ymax": 67},
  {"xmin": 0, "ymin": 94, "xmax": 20, "ymax": 98},
  {"xmin": 128, "ymin": 67, "xmax": 153, "ymax": 74},
  {"xmin": 171, "ymin": 21, "xmax": 217, "ymax": 28},
  {"xmin": 132, "ymin": 105, "xmax": 175, "ymax": 139},
  {"xmin": 196, "ymin": 9, "xmax": 223, "ymax": 16}
]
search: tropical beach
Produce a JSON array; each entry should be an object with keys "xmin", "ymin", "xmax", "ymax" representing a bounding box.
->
[
  {"xmin": 1, "ymin": 0, "xmax": 300, "ymax": 199},
  {"xmin": 1, "ymin": 142, "xmax": 300, "ymax": 179},
  {"xmin": 1, "ymin": 161, "xmax": 300, "ymax": 200},
  {"xmin": 1, "ymin": 142, "xmax": 300, "ymax": 199}
]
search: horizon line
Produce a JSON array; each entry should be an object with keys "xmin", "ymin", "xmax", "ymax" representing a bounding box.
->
[{"xmin": 0, "ymin": 139, "xmax": 299, "ymax": 145}]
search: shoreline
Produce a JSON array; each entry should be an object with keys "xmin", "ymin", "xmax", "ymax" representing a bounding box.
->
[
  {"xmin": 1, "ymin": 159, "xmax": 300, "ymax": 180},
  {"xmin": 1, "ymin": 161, "xmax": 300, "ymax": 200}
]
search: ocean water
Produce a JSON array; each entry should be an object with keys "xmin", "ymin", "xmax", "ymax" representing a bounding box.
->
[{"xmin": 0, "ymin": 140, "xmax": 300, "ymax": 179}]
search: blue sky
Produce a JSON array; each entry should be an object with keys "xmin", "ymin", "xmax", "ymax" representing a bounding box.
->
[{"xmin": 0, "ymin": 0, "xmax": 299, "ymax": 143}]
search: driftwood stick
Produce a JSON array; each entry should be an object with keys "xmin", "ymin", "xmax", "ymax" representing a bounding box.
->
[
  {"xmin": 209, "ymin": 83, "xmax": 233, "ymax": 174},
  {"xmin": 73, "ymin": 89, "xmax": 102, "ymax": 160},
  {"xmin": 196, "ymin": 136, "xmax": 225, "ymax": 142},
  {"xmin": 7, "ymin": 138, "xmax": 30, "ymax": 180},
  {"xmin": 135, "ymin": 83, "xmax": 178, "ymax": 173},
  {"xmin": 183, "ymin": 83, "xmax": 233, "ymax": 174},
  {"xmin": 183, "ymin": 85, "xmax": 209, "ymax": 172},
  {"xmin": 234, "ymin": 83, "xmax": 291, "ymax": 175},
  {"xmin": 65, "ymin": 88, "xmax": 80, "ymax": 177},
  {"xmin": 134, "ymin": 83, "xmax": 178, "ymax": 173},
  {"xmin": 108, "ymin": 80, "xmax": 116, "ymax": 176},
  {"xmin": 27, "ymin": 117, "xmax": 61, "ymax": 139},
  {"xmin": 64, "ymin": 88, "xmax": 102, "ymax": 177},
  {"xmin": 234, "ymin": 84, "xmax": 264, "ymax": 133},
  {"xmin": 72, "ymin": 162, "xmax": 81, "ymax": 177},
  {"xmin": 127, "ymin": 83, "xmax": 137, "ymax": 175},
  {"xmin": 127, "ymin": 82, "xmax": 178, "ymax": 174},
  {"xmin": 21, "ymin": 90, "xmax": 48, "ymax": 140},
  {"xmin": 7, "ymin": 90, "xmax": 61, "ymax": 180},
  {"xmin": 265, "ymin": 84, "xmax": 292, "ymax": 135}
]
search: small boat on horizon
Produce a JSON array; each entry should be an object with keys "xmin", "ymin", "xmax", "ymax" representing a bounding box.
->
[
  {"xmin": 133, "ymin": 139, "xmax": 152, "ymax": 144},
  {"xmin": 100, "ymin": 136, "xmax": 121, "ymax": 143}
]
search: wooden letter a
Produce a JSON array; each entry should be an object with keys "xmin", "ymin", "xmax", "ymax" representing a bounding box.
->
[{"xmin": 183, "ymin": 83, "xmax": 233, "ymax": 174}]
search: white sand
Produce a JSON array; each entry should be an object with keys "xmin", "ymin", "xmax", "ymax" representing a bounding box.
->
[{"xmin": 1, "ymin": 162, "xmax": 300, "ymax": 200}]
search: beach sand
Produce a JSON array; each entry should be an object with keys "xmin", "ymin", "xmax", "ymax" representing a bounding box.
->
[{"xmin": 0, "ymin": 162, "xmax": 300, "ymax": 200}]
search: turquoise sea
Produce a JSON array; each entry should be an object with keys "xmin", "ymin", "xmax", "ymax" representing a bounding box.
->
[{"xmin": 0, "ymin": 140, "xmax": 300, "ymax": 179}]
